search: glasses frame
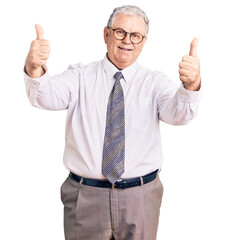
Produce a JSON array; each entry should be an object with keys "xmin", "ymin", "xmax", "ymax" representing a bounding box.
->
[{"xmin": 107, "ymin": 27, "xmax": 146, "ymax": 44}]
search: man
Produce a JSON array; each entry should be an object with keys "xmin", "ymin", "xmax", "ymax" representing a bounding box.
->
[{"xmin": 24, "ymin": 5, "xmax": 201, "ymax": 240}]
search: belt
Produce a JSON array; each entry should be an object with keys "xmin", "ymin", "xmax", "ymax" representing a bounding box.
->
[{"xmin": 69, "ymin": 169, "xmax": 159, "ymax": 189}]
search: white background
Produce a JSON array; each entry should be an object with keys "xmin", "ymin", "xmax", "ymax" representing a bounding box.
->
[{"xmin": 0, "ymin": 0, "xmax": 224, "ymax": 239}]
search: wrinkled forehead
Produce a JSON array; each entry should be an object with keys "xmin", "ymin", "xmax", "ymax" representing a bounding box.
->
[{"xmin": 111, "ymin": 14, "xmax": 147, "ymax": 34}]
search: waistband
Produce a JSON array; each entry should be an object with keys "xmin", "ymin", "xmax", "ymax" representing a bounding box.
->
[{"xmin": 69, "ymin": 169, "xmax": 159, "ymax": 189}]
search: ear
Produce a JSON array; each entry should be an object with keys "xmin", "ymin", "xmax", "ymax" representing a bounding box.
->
[
  {"xmin": 104, "ymin": 27, "xmax": 109, "ymax": 44},
  {"xmin": 142, "ymin": 35, "xmax": 148, "ymax": 47}
]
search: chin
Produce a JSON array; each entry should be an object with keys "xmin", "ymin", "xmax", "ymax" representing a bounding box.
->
[
  {"xmin": 116, "ymin": 56, "xmax": 132, "ymax": 65},
  {"xmin": 115, "ymin": 61, "xmax": 131, "ymax": 70}
]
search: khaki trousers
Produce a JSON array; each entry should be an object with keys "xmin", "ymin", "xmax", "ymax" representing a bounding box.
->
[{"xmin": 60, "ymin": 174, "xmax": 163, "ymax": 240}]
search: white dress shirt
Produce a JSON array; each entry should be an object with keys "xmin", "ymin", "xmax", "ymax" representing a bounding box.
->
[{"xmin": 24, "ymin": 56, "xmax": 201, "ymax": 179}]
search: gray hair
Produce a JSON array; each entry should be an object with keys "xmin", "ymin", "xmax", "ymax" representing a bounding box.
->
[{"xmin": 107, "ymin": 5, "xmax": 149, "ymax": 35}]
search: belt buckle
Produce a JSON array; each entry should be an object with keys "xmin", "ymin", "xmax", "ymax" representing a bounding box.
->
[{"xmin": 112, "ymin": 179, "xmax": 123, "ymax": 189}]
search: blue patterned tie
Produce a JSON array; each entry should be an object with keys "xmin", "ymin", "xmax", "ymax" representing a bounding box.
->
[{"xmin": 102, "ymin": 72, "xmax": 125, "ymax": 184}]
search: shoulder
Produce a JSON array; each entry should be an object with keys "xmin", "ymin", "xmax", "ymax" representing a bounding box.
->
[
  {"xmin": 137, "ymin": 63, "xmax": 169, "ymax": 82},
  {"xmin": 62, "ymin": 59, "xmax": 104, "ymax": 84},
  {"xmin": 67, "ymin": 59, "xmax": 103, "ymax": 73}
]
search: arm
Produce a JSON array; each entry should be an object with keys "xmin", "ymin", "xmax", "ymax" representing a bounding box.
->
[
  {"xmin": 24, "ymin": 24, "xmax": 78, "ymax": 110},
  {"xmin": 156, "ymin": 75, "xmax": 201, "ymax": 125},
  {"xmin": 157, "ymin": 38, "xmax": 201, "ymax": 125},
  {"xmin": 24, "ymin": 66, "xmax": 78, "ymax": 110}
]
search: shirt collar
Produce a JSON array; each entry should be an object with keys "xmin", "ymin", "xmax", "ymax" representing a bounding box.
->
[{"xmin": 102, "ymin": 55, "xmax": 138, "ymax": 83}]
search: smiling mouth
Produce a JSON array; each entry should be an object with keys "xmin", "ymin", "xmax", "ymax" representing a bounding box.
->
[{"xmin": 118, "ymin": 46, "xmax": 133, "ymax": 51}]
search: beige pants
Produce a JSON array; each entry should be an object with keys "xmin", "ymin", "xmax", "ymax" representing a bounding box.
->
[{"xmin": 61, "ymin": 174, "xmax": 163, "ymax": 240}]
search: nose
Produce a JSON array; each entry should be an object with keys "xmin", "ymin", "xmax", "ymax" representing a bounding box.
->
[{"xmin": 122, "ymin": 33, "xmax": 132, "ymax": 44}]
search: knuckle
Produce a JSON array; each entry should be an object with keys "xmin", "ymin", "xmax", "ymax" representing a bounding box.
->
[
  {"xmin": 30, "ymin": 47, "xmax": 38, "ymax": 55},
  {"xmin": 31, "ymin": 40, "xmax": 36, "ymax": 45},
  {"xmin": 182, "ymin": 55, "xmax": 188, "ymax": 61},
  {"xmin": 180, "ymin": 77, "xmax": 186, "ymax": 82},
  {"xmin": 41, "ymin": 39, "xmax": 50, "ymax": 45},
  {"xmin": 44, "ymin": 53, "xmax": 49, "ymax": 59},
  {"xmin": 31, "ymin": 40, "xmax": 39, "ymax": 47}
]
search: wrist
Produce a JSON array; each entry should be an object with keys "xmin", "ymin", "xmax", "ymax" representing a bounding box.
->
[
  {"xmin": 183, "ymin": 78, "xmax": 201, "ymax": 91},
  {"xmin": 25, "ymin": 62, "xmax": 45, "ymax": 78}
]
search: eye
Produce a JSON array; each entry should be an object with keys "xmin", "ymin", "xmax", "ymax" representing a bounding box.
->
[
  {"xmin": 132, "ymin": 33, "xmax": 141, "ymax": 39},
  {"xmin": 115, "ymin": 29, "xmax": 125, "ymax": 35}
]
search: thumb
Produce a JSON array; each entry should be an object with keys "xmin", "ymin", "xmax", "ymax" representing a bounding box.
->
[
  {"xmin": 35, "ymin": 24, "xmax": 44, "ymax": 40},
  {"xmin": 189, "ymin": 37, "xmax": 199, "ymax": 57}
]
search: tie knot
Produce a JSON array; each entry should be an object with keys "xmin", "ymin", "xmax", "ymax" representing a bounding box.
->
[{"xmin": 114, "ymin": 72, "xmax": 123, "ymax": 81}]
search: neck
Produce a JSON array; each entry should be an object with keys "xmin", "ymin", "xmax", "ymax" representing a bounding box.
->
[{"xmin": 106, "ymin": 53, "xmax": 132, "ymax": 70}]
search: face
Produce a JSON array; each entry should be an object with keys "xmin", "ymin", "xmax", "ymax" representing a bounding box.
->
[{"xmin": 104, "ymin": 14, "xmax": 147, "ymax": 70}]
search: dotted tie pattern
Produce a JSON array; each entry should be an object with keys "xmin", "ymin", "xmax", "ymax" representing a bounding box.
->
[{"xmin": 102, "ymin": 72, "xmax": 125, "ymax": 184}]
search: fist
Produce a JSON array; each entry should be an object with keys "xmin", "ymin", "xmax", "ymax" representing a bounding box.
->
[
  {"xmin": 25, "ymin": 24, "xmax": 51, "ymax": 77},
  {"xmin": 179, "ymin": 38, "xmax": 201, "ymax": 91}
]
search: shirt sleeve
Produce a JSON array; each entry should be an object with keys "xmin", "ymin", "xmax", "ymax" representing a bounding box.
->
[
  {"xmin": 155, "ymin": 71, "xmax": 201, "ymax": 125},
  {"xmin": 24, "ymin": 65, "xmax": 79, "ymax": 110}
]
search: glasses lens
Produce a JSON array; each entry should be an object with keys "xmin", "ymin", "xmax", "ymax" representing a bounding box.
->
[
  {"xmin": 131, "ymin": 33, "xmax": 143, "ymax": 44},
  {"xmin": 114, "ymin": 29, "xmax": 126, "ymax": 40}
]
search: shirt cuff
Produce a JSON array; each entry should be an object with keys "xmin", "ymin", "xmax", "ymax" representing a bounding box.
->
[
  {"xmin": 178, "ymin": 84, "xmax": 202, "ymax": 103},
  {"xmin": 24, "ymin": 65, "xmax": 49, "ymax": 86}
]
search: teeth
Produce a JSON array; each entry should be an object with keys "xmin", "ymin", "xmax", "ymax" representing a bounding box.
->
[{"xmin": 119, "ymin": 46, "xmax": 132, "ymax": 51}]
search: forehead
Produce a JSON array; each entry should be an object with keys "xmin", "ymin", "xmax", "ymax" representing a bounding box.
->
[{"xmin": 112, "ymin": 14, "xmax": 146, "ymax": 34}]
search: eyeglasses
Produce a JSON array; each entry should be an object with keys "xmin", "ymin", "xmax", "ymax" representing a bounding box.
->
[{"xmin": 107, "ymin": 27, "xmax": 146, "ymax": 44}]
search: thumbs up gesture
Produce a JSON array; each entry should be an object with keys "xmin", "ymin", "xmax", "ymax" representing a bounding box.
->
[
  {"xmin": 25, "ymin": 24, "xmax": 51, "ymax": 78},
  {"xmin": 179, "ymin": 38, "xmax": 201, "ymax": 91}
]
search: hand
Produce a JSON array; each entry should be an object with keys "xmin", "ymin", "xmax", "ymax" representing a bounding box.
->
[
  {"xmin": 25, "ymin": 24, "xmax": 51, "ymax": 78},
  {"xmin": 179, "ymin": 38, "xmax": 201, "ymax": 91}
]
